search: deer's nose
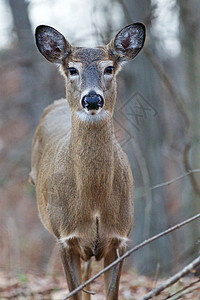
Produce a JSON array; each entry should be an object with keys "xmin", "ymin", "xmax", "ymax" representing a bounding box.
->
[{"xmin": 82, "ymin": 93, "xmax": 104, "ymax": 110}]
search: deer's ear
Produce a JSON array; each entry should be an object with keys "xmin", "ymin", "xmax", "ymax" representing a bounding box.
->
[
  {"xmin": 108, "ymin": 23, "xmax": 145, "ymax": 63},
  {"xmin": 35, "ymin": 25, "xmax": 71, "ymax": 63}
]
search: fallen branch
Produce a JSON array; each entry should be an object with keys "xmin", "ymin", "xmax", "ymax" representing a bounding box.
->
[
  {"xmin": 64, "ymin": 213, "xmax": 200, "ymax": 299},
  {"xmin": 140, "ymin": 256, "xmax": 200, "ymax": 300},
  {"xmin": 151, "ymin": 169, "xmax": 200, "ymax": 190}
]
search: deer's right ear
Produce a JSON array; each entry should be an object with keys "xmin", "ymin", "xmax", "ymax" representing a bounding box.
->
[{"xmin": 35, "ymin": 25, "xmax": 71, "ymax": 64}]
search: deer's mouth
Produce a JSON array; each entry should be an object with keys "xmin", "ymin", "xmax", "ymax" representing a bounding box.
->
[
  {"xmin": 76, "ymin": 108, "xmax": 111, "ymax": 123},
  {"xmin": 84, "ymin": 108, "xmax": 102, "ymax": 115}
]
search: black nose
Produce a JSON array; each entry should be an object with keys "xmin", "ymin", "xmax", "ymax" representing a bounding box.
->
[{"xmin": 82, "ymin": 92, "xmax": 104, "ymax": 110}]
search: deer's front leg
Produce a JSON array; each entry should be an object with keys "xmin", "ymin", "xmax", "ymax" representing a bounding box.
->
[
  {"xmin": 83, "ymin": 259, "xmax": 92, "ymax": 300},
  {"xmin": 59, "ymin": 245, "xmax": 82, "ymax": 300},
  {"xmin": 104, "ymin": 248, "xmax": 123, "ymax": 300}
]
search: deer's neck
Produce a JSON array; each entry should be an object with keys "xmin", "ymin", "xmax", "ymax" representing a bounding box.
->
[
  {"xmin": 70, "ymin": 114, "xmax": 115, "ymax": 165},
  {"xmin": 69, "ymin": 113, "xmax": 115, "ymax": 202}
]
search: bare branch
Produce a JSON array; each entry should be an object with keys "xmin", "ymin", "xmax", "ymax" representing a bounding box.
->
[
  {"xmin": 64, "ymin": 213, "xmax": 200, "ymax": 299},
  {"xmin": 171, "ymin": 283, "xmax": 200, "ymax": 300},
  {"xmin": 166, "ymin": 279, "xmax": 200, "ymax": 299},
  {"xmin": 183, "ymin": 142, "xmax": 200, "ymax": 196},
  {"xmin": 82, "ymin": 288, "xmax": 95, "ymax": 295},
  {"xmin": 151, "ymin": 169, "xmax": 200, "ymax": 190},
  {"xmin": 140, "ymin": 256, "xmax": 200, "ymax": 300}
]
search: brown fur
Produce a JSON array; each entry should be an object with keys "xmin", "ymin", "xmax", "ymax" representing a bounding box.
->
[{"xmin": 30, "ymin": 23, "xmax": 145, "ymax": 299}]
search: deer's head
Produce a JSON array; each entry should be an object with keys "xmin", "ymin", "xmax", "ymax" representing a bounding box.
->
[{"xmin": 35, "ymin": 23, "xmax": 145, "ymax": 122}]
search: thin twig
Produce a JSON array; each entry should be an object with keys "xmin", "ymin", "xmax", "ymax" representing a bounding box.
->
[
  {"xmin": 165, "ymin": 278, "xmax": 200, "ymax": 299},
  {"xmin": 116, "ymin": 248, "xmax": 120, "ymax": 258},
  {"xmin": 140, "ymin": 256, "xmax": 200, "ymax": 300},
  {"xmin": 82, "ymin": 288, "xmax": 95, "ymax": 295},
  {"xmin": 183, "ymin": 142, "xmax": 200, "ymax": 196},
  {"xmin": 151, "ymin": 169, "xmax": 200, "ymax": 190},
  {"xmin": 171, "ymin": 283, "xmax": 200, "ymax": 300},
  {"xmin": 152, "ymin": 263, "xmax": 160, "ymax": 291},
  {"xmin": 64, "ymin": 213, "xmax": 200, "ymax": 299}
]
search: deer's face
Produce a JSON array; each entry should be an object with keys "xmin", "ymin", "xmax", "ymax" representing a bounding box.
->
[
  {"xmin": 61, "ymin": 47, "xmax": 118, "ymax": 121},
  {"xmin": 35, "ymin": 24, "xmax": 145, "ymax": 122}
]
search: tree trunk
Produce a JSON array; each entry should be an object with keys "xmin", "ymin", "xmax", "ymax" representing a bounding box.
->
[
  {"xmin": 115, "ymin": 0, "xmax": 172, "ymax": 275},
  {"xmin": 178, "ymin": 0, "xmax": 200, "ymax": 260},
  {"xmin": 8, "ymin": 0, "xmax": 35, "ymax": 54}
]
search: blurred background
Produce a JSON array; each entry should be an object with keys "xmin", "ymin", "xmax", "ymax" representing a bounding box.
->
[{"xmin": 0, "ymin": 0, "xmax": 200, "ymax": 279}]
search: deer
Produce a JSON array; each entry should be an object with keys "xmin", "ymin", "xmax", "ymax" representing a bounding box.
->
[{"xmin": 29, "ymin": 22, "xmax": 145, "ymax": 299}]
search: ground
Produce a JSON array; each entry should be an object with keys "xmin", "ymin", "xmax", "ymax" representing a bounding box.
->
[{"xmin": 0, "ymin": 270, "xmax": 200, "ymax": 299}]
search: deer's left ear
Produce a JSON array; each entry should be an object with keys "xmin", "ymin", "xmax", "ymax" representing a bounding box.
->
[{"xmin": 108, "ymin": 23, "xmax": 145, "ymax": 63}]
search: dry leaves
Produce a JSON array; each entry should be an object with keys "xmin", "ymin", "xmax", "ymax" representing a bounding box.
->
[{"xmin": 0, "ymin": 271, "xmax": 200, "ymax": 299}]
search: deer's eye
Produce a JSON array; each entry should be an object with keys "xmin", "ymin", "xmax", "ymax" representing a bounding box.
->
[
  {"xmin": 68, "ymin": 67, "xmax": 79, "ymax": 76},
  {"xmin": 104, "ymin": 66, "xmax": 114, "ymax": 75}
]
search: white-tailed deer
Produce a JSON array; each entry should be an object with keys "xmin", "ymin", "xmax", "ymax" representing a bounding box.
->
[{"xmin": 30, "ymin": 23, "xmax": 145, "ymax": 299}]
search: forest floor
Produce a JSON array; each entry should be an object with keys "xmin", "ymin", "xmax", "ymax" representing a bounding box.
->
[{"xmin": 0, "ymin": 271, "xmax": 200, "ymax": 300}]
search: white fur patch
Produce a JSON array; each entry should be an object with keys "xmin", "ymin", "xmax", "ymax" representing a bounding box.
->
[
  {"xmin": 115, "ymin": 235, "xmax": 130, "ymax": 249},
  {"xmin": 100, "ymin": 60, "xmax": 114, "ymax": 68},
  {"xmin": 76, "ymin": 109, "xmax": 111, "ymax": 123},
  {"xmin": 116, "ymin": 27, "xmax": 142, "ymax": 50},
  {"xmin": 68, "ymin": 62, "xmax": 82, "ymax": 69},
  {"xmin": 58, "ymin": 233, "xmax": 78, "ymax": 248}
]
